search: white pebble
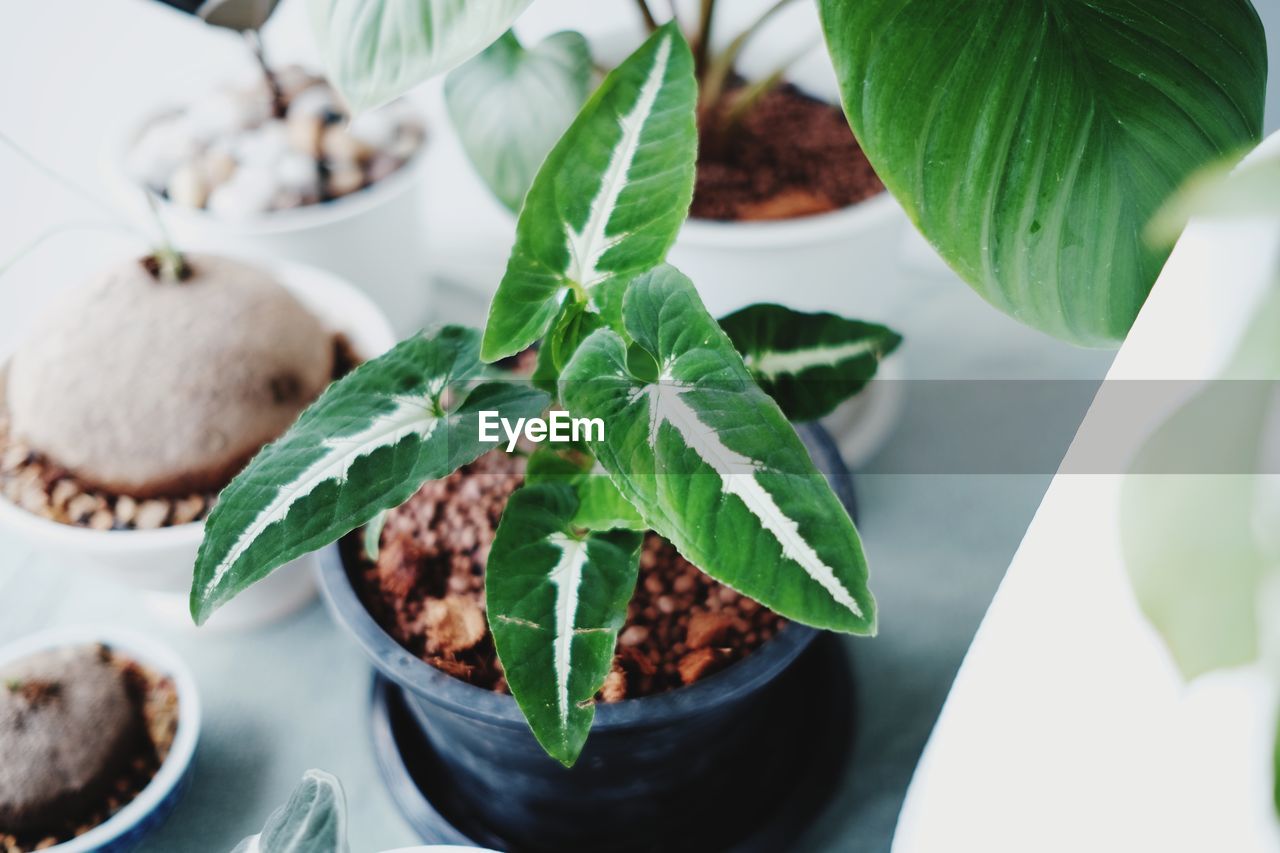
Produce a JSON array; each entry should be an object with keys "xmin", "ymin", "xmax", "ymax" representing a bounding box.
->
[
  {"xmin": 126, "ymin": 115, "xmax": 199, "ymax": 189},
  {"xmin": 348, "ymin": 110, "xmax": 397, "ymax": 149},
  {"xmin": 187, "ymin": 89, "xmax": 266, "ymax": 142},
  {"xmin": 234, "ymin": 121, "xmax": 290, "ymax": 167},
  {"xmin": 167, "ymin": 163, "xmax": 209, "ymax": 209},
  {"xmin": 276, "ymin": 152, "xmax": 319, "ymax": 194},
  {"xmin": 207, "ymin": 166, "xmax": 279, "ymax": 219},
  {"xmin": 288, "ymin": 85, "xmax": 339, "ymax": 120}
]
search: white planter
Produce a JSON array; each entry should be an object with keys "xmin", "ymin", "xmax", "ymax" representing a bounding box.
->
[
  {"xmin": 105, "ymin": 120, "xmax": 431, "ymax": 338},
  {"xmin": 0, "ymin": 625, "xmax": 201, "ymax": 852},
  {"xmin": 0, "ymin": 258, "xmax": 397, "ymax": 631},
  {"xmin": 671, "ymin": 192, "xmax": 910, "ymax": 323}
]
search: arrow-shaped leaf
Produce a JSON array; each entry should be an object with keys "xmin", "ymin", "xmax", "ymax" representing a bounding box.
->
[
  {"xmin": 819, "ymin": 0, "xmax": 1266, "ymax": 344},
  {"xmin": 446, "ymin": 30, "xmax": 594, "ymax": 212},
  {"xmin": 481, "ymin": 21, "xmax": 697, "ymax": 361},
  {"xmin": 191, "ymin": 326, "xmax": 548, "ymax": 624},
  {"xmin": 719, "ymin": 304, "xmax": 901, "ymax": 422},
  {"xmin": 486, "ymin": 483, "xmax": 642, "ymax": 766},
  {"xmin": 308, "ymin": 0, "xmax": 534, "ymax": 112},
  {"xmin": 526, "ymin": 446, "xmax": 645, "ymax": 532},
  {"xmin": 561, "ymin": 266, "xmax": 876, "ymax": 633}
]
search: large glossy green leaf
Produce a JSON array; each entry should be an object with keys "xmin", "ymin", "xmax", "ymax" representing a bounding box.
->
[
  {"xmin": 230, "ymin": 769, "xmax": 348, "ymax": 853},
  {"xmin": 819, "ymin": 0, "xmax": 1266, "ymax": 345},
  {"xmin": 481, "ymin": 22, "xmax": 698, "ymax": 361},
  {"xmin": 445, "ymin": 30, "xmax": 593, "ymax": 212},
  {"xmin": 308, "ymin": 0, "xmax": 533, "ymax": 112},
  {"xmin": 191, "ymin": 327, "xmax": 548, "ymax": 624},
  {"xmin": 1120, "ymin": 280, "xmax": 1280, "ymax": 679},
  {"xmin": 719, "ymin": 304, "xmax": 901, "ymax": 422},
  {"xmin": 560, "ymin": 266, "xmax": 876, "ymax": 633},
  {"xmin": 486, "ymin": 483, "xmax": 643, "ymax": 766}
]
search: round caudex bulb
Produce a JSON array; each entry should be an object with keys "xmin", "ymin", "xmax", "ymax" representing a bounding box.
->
[{"xmin": 5, "ymin": 254, "xmax": 334, "ymax": 498}]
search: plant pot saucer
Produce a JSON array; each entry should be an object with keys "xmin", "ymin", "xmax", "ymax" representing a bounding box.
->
[{"xmin": 369, "ymin": 633, "xmax": 856, "ymax": 853}]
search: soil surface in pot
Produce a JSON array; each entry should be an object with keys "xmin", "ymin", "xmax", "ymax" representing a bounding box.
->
[
  {"xmin": 693, "ymin": 82, "xmax": 883, "ymax": 222},
  {"xmin": 0, "ymin": 644, "xmax": 179, "ymax": 853},
  {"xmin": 0, "ymin": 335, "xmax": 359, "ymax": 530},
  {"xmin": 351, "ymin": 451, "xmax": 785, "ymax": 700}
]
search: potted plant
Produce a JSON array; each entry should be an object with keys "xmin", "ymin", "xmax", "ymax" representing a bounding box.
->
[
  {"xmin": 0, "ymin": 625, "xmax": 200, "ymax": 853},
  {"xmin": 0, "ymin": 231, "xmax": 396, "ymax": 629},
  {"xmin": 191, "ymin": 25, "xmax": 898, "ymax": 847},
  {"xmin": 106, "ymin": 0, "xmax": 432, "ymax": 334}
]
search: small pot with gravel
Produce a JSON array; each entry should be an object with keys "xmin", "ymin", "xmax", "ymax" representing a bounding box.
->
[
  {"xmin": 0, "ymin": 625, "xmax": 199, "ymax": 853},
  {"xmin": 190, "ymin": 27, "xmax": 897, "ymax": 847},
  {"xmin": 108, "ymin": 2, "xmax": 431, "ymax": 335},
  {"xmin": 0, "ymin": 248, "xmax": 395, "ymax": 630}
]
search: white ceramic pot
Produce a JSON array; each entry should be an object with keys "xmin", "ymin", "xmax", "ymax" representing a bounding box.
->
[
  {"xmin": 105, "ymin": 119, "xmax": 432, "ymax": 338},
  {"xmin": 0, "ymin": 258, "xmax": 397, "ymax": 631},
  {"xmin": 0, "ymin": 624, "xmax": 201, "ymax": 852},
  {"xmin": 672, "ymin": 192, "xmax": 910, "ymax": 323}
]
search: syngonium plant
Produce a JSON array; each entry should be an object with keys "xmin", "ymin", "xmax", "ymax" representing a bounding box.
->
[
  {"xmin": 308, "ymin": 0, "xmax": 1267, "ymax": 346},
  {"xmin": 191, "ymin": 24, "xmax": 901, "ymax": 766}
]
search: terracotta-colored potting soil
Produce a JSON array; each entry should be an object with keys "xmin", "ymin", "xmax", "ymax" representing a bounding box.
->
[
  {"xmin": 692, "ymin": 82, "xmax": 884, "ymax": 221},
  {"xmin": 353, "ymin": 451, "xmax": 785, "ymax": 701}
]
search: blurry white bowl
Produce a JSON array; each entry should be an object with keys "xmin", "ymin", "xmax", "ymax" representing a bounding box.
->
[
  {"xmin": 0, "ymin": 624, "xmax": 201, "ymax": 852},
  {"xmin": 0, "ymin": 258, "xmax": 397, "ymax": 631},
  {"xmin": 105, "ymin": 118, "xmax": 432, "ymax": 338},
  {"xmin": 672, "ymin": 192, "xmax": 909, "ymax": 323}
]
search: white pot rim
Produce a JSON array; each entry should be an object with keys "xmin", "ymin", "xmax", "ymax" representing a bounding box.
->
[
  {"xmin": 0, "ymin": 255, "xmax": 396, "ymax": 554},
  {"xmin": 678, "ymin": 190, "xmax": 902, "ymax": 250},
  {"xmin": 104, "ymin": 108, "xmax": 429, "ymax": 237},
  {"xmin": 0, "ymin": 624, "xmax": 201, "ymax": 853}
]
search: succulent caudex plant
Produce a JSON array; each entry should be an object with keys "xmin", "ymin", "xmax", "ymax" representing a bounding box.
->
[
  {"xmin": 309, "ymin": 0, "xmax": 1266, "ymax": 345},
  {"xmin": 191, "ymin": 25, "xmax": 900, "ymax": 765}
]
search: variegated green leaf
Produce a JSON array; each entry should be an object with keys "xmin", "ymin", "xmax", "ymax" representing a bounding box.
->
[
  {"xmin": 445, "ymin": 30, "xmax": 593, "ymax": 211},
  {"xmin": 230, "ymin": 769, "xmax": 348, "ymax": 853},
  {"xmin": 481, "ymin": 21, "xmax": 697, "ymax": 361},
  {"xmin": 719, "ymin": 304, "xmax": 901, "ymax": 422},
  {"xmin": 308, "ymin": 0, "xmax": 533, "ymax": 112},
  {"xmin": 191, "ymin": 327, "xmax": 548, "ymax": 624},
  {"xmin": 526, "ymin": 446, "xmax": 644, "ymax": 531},
  {"xmin": 819, "ymin": 0, "xmax": 1266, "ymax": 344},
  {"xmin": 487, "ymin": 483, "xmax": 642, "ymax": 766},
  {"xmin": 560, "ymin": 266, "xmax": 876, "ymax": 633},
  {"xmin": 531, "ymin": 300, "xmax": 607, "ymax": 394}
]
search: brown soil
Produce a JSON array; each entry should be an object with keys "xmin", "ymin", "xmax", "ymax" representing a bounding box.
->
[
  {"xmin": 0, "ymin": 334, "xmax": 359, "ymax": 530},
  {"xmin": 0, "ymin": 646, "xmax": 179, "ymax": 853},
  {"xmin": 692, "ymin": 82, "xmax": 883, "ymax": 222},
  {"xmin": 352, "ymin": 451, "xmax": 784, "ymax": 701}
]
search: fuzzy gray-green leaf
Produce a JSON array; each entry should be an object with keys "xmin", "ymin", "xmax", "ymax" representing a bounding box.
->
[
  {"xmin": 560, "ymin": 266, "xmax": 875, "ymax": 633},
  {"xmin": 446, "ymin": 30, "xmax": 593, "ymax": 211},
  {"xmin": 191, "ymin": 327, "xmax": 548, "ymax": 624},
  {"xmin": 481, "ymin": 21, "xmax": 697, "ymax": 361},
  {"xmin": 486, "ymin": 483, "xmax": 642, "ymax": 766},
  {"xmin": 230, "ymin": 769, "xmax": 348, "ymax": 853}
]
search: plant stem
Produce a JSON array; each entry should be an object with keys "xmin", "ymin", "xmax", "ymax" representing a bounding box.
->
[
  {"xmin": 244, "ymin": 28, "xmax": 286, "ymax": 118},
  {"xmin": 145, "ymin": 194, "xmax": 191, "ymax": 282},
  {"xmin": 633, "ymin": 0, "xmax": 659, "ymax": 32},
  {"xmin": 720, "ymin": 38, "xmax": 818, "ymax": 130},
  {"xmin": 700, "ymin": 0, "xmax": 799, "ymax": 111},
  {"xmin": 0, "ymin": 132, "xmax": 130, "ymax": 226},
  {"xmin": 693, "ymin": 0, "xmax": 717, "ymax": 79}
]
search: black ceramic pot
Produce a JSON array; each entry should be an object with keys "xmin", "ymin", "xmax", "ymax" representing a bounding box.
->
[{"xmin": 317, "ymin": 424, "xmax": 856, "ymax": 852}]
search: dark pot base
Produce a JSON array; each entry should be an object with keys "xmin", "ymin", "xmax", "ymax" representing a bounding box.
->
[{"xmin": 370, "ymin": 633, "xmax": 856, "ymax": 853}]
